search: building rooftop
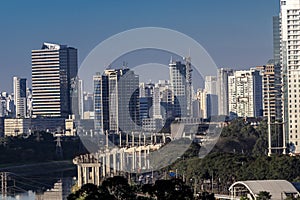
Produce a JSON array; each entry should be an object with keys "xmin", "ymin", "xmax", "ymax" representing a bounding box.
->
[{"xmin": 229, "ymin": 180, "xmax": 300, "ymax": 200}]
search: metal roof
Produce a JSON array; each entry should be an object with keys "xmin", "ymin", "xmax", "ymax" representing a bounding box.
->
[{"xmin": 229, "ymin": 180, "xmax": 300, "ymax": 200}]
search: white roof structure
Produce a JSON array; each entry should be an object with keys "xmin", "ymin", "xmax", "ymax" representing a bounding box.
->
[
  {"xmin": 229, "ymin": 180, "xmax": 300, "ymax": 200},
  {"xmin": 42, "ymin": 42, "xmax": 66, "ymax": 50}
]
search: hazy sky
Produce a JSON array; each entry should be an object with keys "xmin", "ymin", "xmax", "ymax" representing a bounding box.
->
[{"xmin": 0, "ymin": 0, "xmax": 279, "ymax": 92}]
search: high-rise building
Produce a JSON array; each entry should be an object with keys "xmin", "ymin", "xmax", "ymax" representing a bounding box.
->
[
  {"xmin": 196, "ymin": 89, "xmax": 207, "ymax": 119},
  {"xmin": 139, "ymin": 82, "xmax": 153, "ymax": 119},
  {"xmin": 205, "ymin": 76, "xmax": 217, "ymax": 95},
  {"xmin": 78, "ymin": 79, "xmax": 84, "ymax": 119},
  {"xmin": 217, "ymin": 68, "xmax": 234, "ymax": 116},
  {"xmin": 93, "ymin": 69, "xmax": 139, "ymax": 133},
  {"xmin": 169, "ymin": 59, "xmax": 192, "ymax": 118},
  {"xmin": 31, "ymin": 42, "xmax": 78, "ymax": 118},
  {"xmin": 93, "ymin": 72, "xmax": 109, "ymax": 133},
  {"xmin": 205, "ymin": 76, "xmax": 218, "ymax": 117},
  {"xmin": 13, "ymin": 77, "xmax": 27, "ymax": 118},
  {"xmin": 70, "ymin": 76, "xmax": 83, "ymax": 119},
  {"xmin": 152, "ymin": 85, "xmax": 162, "ymax": 118},
  {"xmin": 228, "ymin": 69, "xmax": 263, "ymax": 118},
  {"xmin": 206, "ymin": 94, "xmax": 218, "ymax": 118},
  {"xmin": 157, "ymin": 80, "xmax": 173, "ymax": 119},
  {"xmin": 261, "ymin": 64, "xmax": 282, "ymax": 120},
  {"xmin": 83, "ymin": 92, "xmax": 94, "ymax": 112},
  {"xmin": 184, "ymin": 56, "xmax": 193, "ymax": 117},
  {"xmin": 0, "ymin": 95, "xmax": 6, "ymax": 117},
  {"xmin": 26, "ymin": 88, "xmax": 33, "ymax": 117},
  {"xmin": 280, "ymin": 0, "xmax": 300, "ymax": 153},
  {"xmin": 273, "ymin": 16, "xmax": 281, "ymax": 66}
]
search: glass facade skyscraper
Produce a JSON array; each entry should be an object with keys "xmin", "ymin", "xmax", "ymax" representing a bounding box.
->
[
  {"xmin": 169, "ymin": 60, "xmax": 188, "ymax": 118},
  {"xmin": 93, "ymin": 69, "xmax": 139, "ymax": 134}
]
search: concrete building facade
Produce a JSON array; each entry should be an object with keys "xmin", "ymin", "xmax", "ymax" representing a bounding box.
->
[
  {"xmin": 228, "ymin": 69, "xmax": 262, "ymax": 118},
  {"xmin": 31, "ymin": 42, "xmax": 78, "ymax": 118},
  {"xmin": 217, "ymin": 68, "xmax": 234, "ymax": 116},
  {"xmin": 280, "ymin": 0, "xmax": 300, "ymax": 153}
]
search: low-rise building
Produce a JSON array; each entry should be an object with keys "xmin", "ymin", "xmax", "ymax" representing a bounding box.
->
[{"xmin": 4, "ymin": 118, "xmax": 31, "ymax": 137}]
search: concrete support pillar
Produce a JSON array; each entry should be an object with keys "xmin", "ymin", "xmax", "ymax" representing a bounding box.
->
[
  {"xmin": 119, "ymin": 131, "xmax": 122, "ymax": 147},
  {"xmin": 77, "ymin": 165, "xmax": 82, "ymax": 187},
  {"xmin": 106, "ymin": 153, "xmax": 111, "ymax": 177},
  {"xmin": 82, "ymin": 166, "xmax": 88, "ymax": 184},
  {"xmin": 147, "ymin": 157, "xmax": 150, "ymax": 169},
  {"xmin": 113, "ymin": 152, "xmax": 117, "ymax": 175},
  {"xmin": 143, "ymin": 150, "xmax": 147, "ymax": 169},
  {"xmin": 126, "ymin": 133, "xmax": 129, "ymax": 147},
  {"xmin": 132, "ymin": 132, "xmax": 135, "ymax": 147},
  {"xmin": 102, "ymin": 155, "xmax": 106, "ymax": 177},
  {"xmin": 120, "ymin": 150, "xmax": 123, "ymax": 171},
  {"xmin": 91, "ymin": 166, "xmax": 95, "ymax": 184},
  {"xmin": 139, "ymin": 133, "xmax": 141, "ymax": 146},
  {"xmin": 143, "ymin": 133, "xmax": 146, "ymax": 146},
  {"xmin": 138, "ymin": 149, "xmax": 142, "ymax": 170},
  {"xmin": 105, "ymin": 130, "xmax": 109, "ymax": 149},
  {"xmin": 132, "ymin": 147, "xmax": 136, "ymax": 171},
  {"xmin": 95, "ymin": 166, "xmax": 100, "ymax": 186}
]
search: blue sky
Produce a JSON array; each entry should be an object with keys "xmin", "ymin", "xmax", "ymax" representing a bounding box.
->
[{"xmin": 0, "ymin": 0, "xmax": 279, "ymax": 92}]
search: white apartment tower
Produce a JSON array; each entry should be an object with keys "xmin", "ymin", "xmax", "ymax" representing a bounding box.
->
[
  {"xmin": 228, "ymin": 69, "xmax": 262, "ymax": 118},
  {"xmin": 169, "ymin": 58, "xmax": 192, "ymax": 118},
  {"xmin": 280, "ymin": 0, "xmax": 300, "ymax": 153}
]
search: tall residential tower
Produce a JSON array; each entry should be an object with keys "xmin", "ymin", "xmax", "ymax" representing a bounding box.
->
[{"xmin": 280, "ymin": 0, "xmax": 300, "ymax": 153}]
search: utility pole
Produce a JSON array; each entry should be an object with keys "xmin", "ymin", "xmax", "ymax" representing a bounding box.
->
[{"xmin": 55, "ymin": 136, "xmax": 63, "ymax": 159}]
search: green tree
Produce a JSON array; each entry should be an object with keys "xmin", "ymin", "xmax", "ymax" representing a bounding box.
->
[
  {"xmin": 67, "ymin": 183, "xmax": 113, "ymax": 200},
  {"xmin": 256, "ymin": 191, "xmax": 272, "ymax": 200},
  {"xmin": 102, "ymin": 176, "xmax": 136, "ymax": 200},
  {"xmin": 152, "ymin": 179, "xmax": 193, "ymax": 200}
]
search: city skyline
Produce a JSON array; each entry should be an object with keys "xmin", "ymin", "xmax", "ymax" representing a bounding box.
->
[{"xmin": 0, "ymin": 1, "xmax": 279, "ymax": 92}]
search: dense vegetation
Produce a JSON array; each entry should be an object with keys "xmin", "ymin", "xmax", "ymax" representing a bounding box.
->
[
  {"xmin": 0, "ymin": 132, "xmax": 87, "ymax": 166},
  {"xmin": 164, "ymin": 118, "xmax": 300, "ymax": 193},
  {"xmin": 68, "ymin": 176, "xmax": 195, "ymax": 200}
]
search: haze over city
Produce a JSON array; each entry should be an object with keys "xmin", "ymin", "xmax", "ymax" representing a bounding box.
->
[{"xmin": 0, "ymin": 0, "xmax": 279, "ymax": 92}]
